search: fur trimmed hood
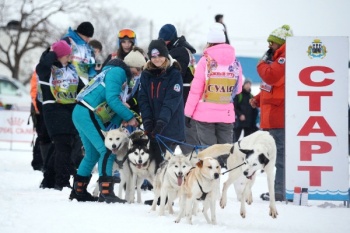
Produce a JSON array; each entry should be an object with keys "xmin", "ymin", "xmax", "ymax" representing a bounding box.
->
[{"xmin": 144, "ymin": 55, "xmax": 181, "ymax": 72}]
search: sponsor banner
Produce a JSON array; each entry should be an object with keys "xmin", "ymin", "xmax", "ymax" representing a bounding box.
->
[
  {"xmin": 0, "ymin": 110, "xmax": 35, "ymax": 143},
  {"xmin": 285, "ymin": 37, "xmax": 349, "ymax": 201}
]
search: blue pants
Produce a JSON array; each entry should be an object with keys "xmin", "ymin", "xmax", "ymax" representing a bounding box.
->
[{"xmin": 72, "ymin": 104, "xmax": 115, "ymax": 177}]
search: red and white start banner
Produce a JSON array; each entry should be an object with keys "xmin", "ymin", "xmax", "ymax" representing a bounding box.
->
[{"xmin": 285, "ymin": 36, "xmax": 349, "ymax": 201}]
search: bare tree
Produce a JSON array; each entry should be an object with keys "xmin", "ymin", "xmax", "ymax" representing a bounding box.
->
[
  {"xmin": 175, "ymin": 20, "xmax": 203, "ymax": 52},
  {"xmin": 0, "ymin": 0, "xmax": 200, "ymax": 84},
  {"xmin": 82, "ymin": 5, "xmax": 150, "ymax": 58},
  {"xmin": 0, "ymin": 0, "xmax": 89, "ymax": 81}
]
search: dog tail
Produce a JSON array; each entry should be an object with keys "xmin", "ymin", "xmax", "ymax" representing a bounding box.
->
[{"xmin": 197, "ymin": 143, "xmax": 233, "ymax": 159}]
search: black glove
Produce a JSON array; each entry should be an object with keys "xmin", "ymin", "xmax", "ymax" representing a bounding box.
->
[
  {"xmin": 261, "ymin": 48, "xmax": 273, "ymax": 62},
  {"xmin": 142, "ymin": 119, "xmax": 153, "ymax": 133},
  {"xmin": 151, "ymin": 120, "xmax": 166, "ymax": 138},
  {"xmin": 185, "ymin": 116, "xmax": 192, "ymax": 128}
]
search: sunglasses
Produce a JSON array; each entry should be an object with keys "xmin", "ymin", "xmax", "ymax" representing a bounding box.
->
[{"xmin": 118, "ymin": 29, "xmax": 136, "ymax": 39}]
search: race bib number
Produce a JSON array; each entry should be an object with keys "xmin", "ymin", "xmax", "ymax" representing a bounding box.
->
[{"xmin": 260, "ymin": 81, "xmax": 272, "ymax": 92}]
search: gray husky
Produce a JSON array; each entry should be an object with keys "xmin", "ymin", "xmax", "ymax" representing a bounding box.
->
[{"xmin": 125, "ymin": 135, "xmax": 155, "ymax": 203}]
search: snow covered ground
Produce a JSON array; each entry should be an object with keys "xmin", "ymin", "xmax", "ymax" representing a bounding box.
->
[{"xmin": 0, "ymin": 144, "xmax": 350, "ymax": 233}]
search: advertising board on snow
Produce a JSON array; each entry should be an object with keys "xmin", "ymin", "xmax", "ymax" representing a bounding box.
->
[
  {"xmin": 0, "ymin": 110, "xmax": 35, "ymax": 143},
  {"xmin": 285, "ymin": 36, "xmax": 349, "ymax": 201}
]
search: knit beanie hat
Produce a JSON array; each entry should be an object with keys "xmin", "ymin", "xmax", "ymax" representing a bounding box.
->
[
  {"xmin": 215, "ymin": 14, "xmax": 223, "ymax": 22},
  {"xmin": 243, "ymin": 78, "xmax": 252, "ymax": 85},
  {"xmin": 207, "ymin": 23, "xmax": 225, "ymax": 44},
  {"xmin": 267, "ymin": 25, "xmax": 293, "ymax": 45},
  {"xmin": 158, "ymin": 24, "xmax": 177, "ymax": 42},
  {"xmin": 124, "ymin": 50, "xmax": 146, "ymax": 68},
  {"xmin": 77, "ymin": 22, "xmax": 94, "ymax": 38},
  {"xmin": 147, "ymin": 39, "xmax": 169, "ymax": 58},
  {"xmin": 52, "ymin": 40, "xmax": 72, "ymax": 58}
]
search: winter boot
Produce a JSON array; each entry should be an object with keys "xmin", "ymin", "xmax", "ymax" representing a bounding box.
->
[
  {"xmin": 39, "ymin": 171, "xmax": 55, "ymax": 189},
  {"xmin": 69, "ymin": 175, "xmax": 98, "ymax": 202},
  {"xmin": 144, "ymin": 196, "xmax": 169, "ymax": 206},
  {"xmin": 31, "ymin": 137, "xmax": 43, "ymax": 171},
  {"xmin": 98, "ymin": 176, "xmax": 126, "ymax": 204}
]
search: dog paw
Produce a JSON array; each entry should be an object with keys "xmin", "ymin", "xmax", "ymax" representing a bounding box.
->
[
  {"xmin": 246, "ymin": 198, "xmax": 253, "ymax": 205},
  {"xmin": 220, "ymin": 199, "xmax": 227, "ymax": 209},
  {"xmin": 269, "ymin": 208, "xmax": 278, "ymax": 219},
  {"xmin": 240, "ymin": 211, "xmax": 246, "ymax": 218},
  {"xmin": 246, "ymin": 192, "xmax": 253, "ymax": 205}
]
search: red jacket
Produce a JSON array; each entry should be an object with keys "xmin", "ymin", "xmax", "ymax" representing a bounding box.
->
[{"xmin": 255, "ymin": 44, "xmax": 286, "ymax": 129}]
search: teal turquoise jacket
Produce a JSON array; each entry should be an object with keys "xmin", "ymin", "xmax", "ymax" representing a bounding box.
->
[{"xmin": 79, "ymin": 65, "xmax": 134, "ymax": 126}]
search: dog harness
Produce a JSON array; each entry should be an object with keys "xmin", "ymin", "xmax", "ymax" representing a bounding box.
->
[
  {"xmin": 221, "ymin": 140, "xmax": 247, "ymax": 175},
  {"xmin": 114, "ymin": 156, "xmax": 127, "ymax": 169},
  {"xmin": 183, "ymin": 168, "xmax": 208, "ymax": 201},
  {"xmin": 196, "ymin": 180, "xmax": 208, "ymax": 201}
]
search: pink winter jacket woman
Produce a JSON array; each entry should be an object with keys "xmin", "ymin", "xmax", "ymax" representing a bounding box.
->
[{"xmin": 184, "ymin": 43, "xmax": 243, "ymax": 123}]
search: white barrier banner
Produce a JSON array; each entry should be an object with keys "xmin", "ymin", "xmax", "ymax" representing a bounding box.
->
[
  {"xmin": 0, "ymin": 110, "xmax": 35, "ymax": 143},
  {"xmin": 285, "ymin": 36, "xmax": 349, "ymax": 201}
]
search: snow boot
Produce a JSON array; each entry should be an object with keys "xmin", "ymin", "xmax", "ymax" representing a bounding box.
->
[
  {"xmin": 144, "ymin": 196, "xmax": 169, "ymax": 206},
  {"xmin": 69, "ymin": 175, "xmax": 97, "ymax": 202},
  {"xmin": 39, "ymin": 171, "xmax": 55, "ymax": 189},
  {"xmin": 98, "ymin": 176, "xmax": 126, "ymax": 204},
  {"xmin": 260, "ymin": 192, "xmax": 270, "ymax": 201},
  {"xmin": 31, "ymin": 137, "xmax": 43, "ymax": 171}
]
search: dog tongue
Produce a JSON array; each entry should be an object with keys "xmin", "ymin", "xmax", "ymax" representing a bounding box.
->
[
  {"xmin": 137, "ymin": 164, "xmax": 142, "ymax": 169},
  {"xmin": 177, "ymin": 176, "xmax": 183, "ymax": 186}
]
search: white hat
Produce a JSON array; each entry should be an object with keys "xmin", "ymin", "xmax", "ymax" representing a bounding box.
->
[
  {"xmin": 124, "ymin": 50, "xmax": 146, "ymax": 68},
  {"xmin": 207, "ymin": 23, "xmax": 225, "ymax": 43}
]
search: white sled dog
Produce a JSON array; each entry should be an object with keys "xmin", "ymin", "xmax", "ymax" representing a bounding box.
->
[
  {"xmin": 151, "ymin": 150, "xmax": 192, "ymax": 215},
  {"xmin": 175, "ymin": 157, "xmax": 221, "ymax": 225},
  {"xmin": 197, "ymin": 130, "xmax": 278, "ymax": 219},
  {"xmin": 125, "ymin": 134, "xmax": 155, "ymax": 203},
  {"xmin": 92, "ymin": 126, "xmax": 130, "ymax": 197}
]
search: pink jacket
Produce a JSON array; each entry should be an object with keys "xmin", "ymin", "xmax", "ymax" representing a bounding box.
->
[{"xmin": 185, "ymin": 44, "xmax": 243, "ymax": 123}]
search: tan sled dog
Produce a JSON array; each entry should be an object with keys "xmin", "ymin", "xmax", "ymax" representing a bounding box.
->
[
  {"xmin": 175, "ymin": 157, "xmax": 221, "ymax": 225},
  {"xmin": 151, "ymin": 151, "xmax": 192, "ymax": 215},
  {"xmin": 197, "ymin": 131, "xmax": 278, "ymax": 219}
]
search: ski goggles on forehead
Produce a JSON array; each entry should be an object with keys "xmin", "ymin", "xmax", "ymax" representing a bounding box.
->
[{"xmin": 118, "ymin": 29, "xmax": 136, "ymax": 39}]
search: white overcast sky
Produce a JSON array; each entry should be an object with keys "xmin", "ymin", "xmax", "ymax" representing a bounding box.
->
[
  {"xmin": 47, "ymin": 0, "xmax": 350, "ymax": 57},
  {"xmin": 115, "ymin": 0, "xmax": 350, "ymax": 57}
]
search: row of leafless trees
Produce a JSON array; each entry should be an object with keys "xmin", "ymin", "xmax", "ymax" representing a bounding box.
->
[
  {"xmin": 0, "ymin": 0, "xmax": 153, "ymax": 83},
  {"xmin": 0, "ymin": 0, "xmax": 201, "ymax": 83}
]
